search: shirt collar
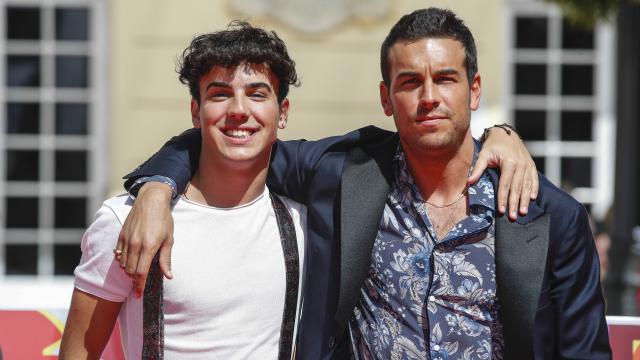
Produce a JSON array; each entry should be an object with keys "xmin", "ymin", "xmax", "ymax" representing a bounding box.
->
[{"xmin": 392, "ymin": 142, "xmax": 496, "ymax": 213}]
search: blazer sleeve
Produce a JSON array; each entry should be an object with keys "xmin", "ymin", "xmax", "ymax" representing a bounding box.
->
[
  {"xmin": 266, "ymin": 125, "xmax": 393, "ymax": 203},
  {"xmin": 123, "ymin": 128, "xmax": 201, "ymax": 195},
  {"xmin": 550, "ymin": 203, "xmax": 611, "ymax": 359},
  {"xmin": 123, "ymin": 125, "xmax": 393, "ymax": 201}
]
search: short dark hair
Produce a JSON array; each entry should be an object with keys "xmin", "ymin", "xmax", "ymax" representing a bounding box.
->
[
  {"xmin": 178, "ymin": 20, "xmax": 299, "ymax": 104},
  {"xmin": 380, "ymin": 8, "xmax": 478, "ymax": 86}
]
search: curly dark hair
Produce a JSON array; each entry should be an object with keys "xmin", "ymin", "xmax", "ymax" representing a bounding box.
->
[
  {"xmin": 178, "ymin": 20, "xmax": 299, "ymax": 104},
  {"xmin": 380, "ymin": 8, "xmax": 478, "ymax": 86}
]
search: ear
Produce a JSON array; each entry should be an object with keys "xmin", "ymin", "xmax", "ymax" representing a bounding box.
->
[
  {"xmin": 469, "ymin": 73, "xmax": 482, "ymax": 111},
  {"xmin": 379, "ymin": 81, "xmax": 393, "ymax": 116},
  {"xmin": 191, "ymin": 99, "xmax": 201, "ymax": 128},
  {"xmin": 278, "ymin": 98, "xmax": 290, "ymax": 129}
]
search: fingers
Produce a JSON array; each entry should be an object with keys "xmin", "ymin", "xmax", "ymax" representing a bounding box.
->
[
  {"xmin": 132, "ymin": 235, "xmax": 174, "ymax": 298},
  {"xmin": 530, "ymin": 163, "xmax": 539, "ymax": 200},
  {"xmin": 496, "ymin": 160, "xmax": 515, "ymax": 216},
  {"xmin": 133, "ymin": 273, "xmax": 148, "ymax": 299},
  {"xmin": 159, "ymin": 235, "xmax": 174, "ymax": 280},
  {"xmin": 122, "ymin": 206, "xmax": 143, "ymax": 280},
  {"xmin": 118, "ymin": 205, "xmax": 134, "ymax": 269},
  {"xmin": 125, "ymin": 236, "xmax": 141, "ymax": 280},
  {"xmin": 518, "ymin": 166, "xmax": 533, "ymax": 216},
  {"xmin": 115, "ymin": 229, "xmax": 125, "ymax": 262},
  {"xmin": 507, "ymin": 162, "xmax": 525, "ymax": 221},
  {"xmin": 468, "ymin": 151, "xmax": 490, "ymax": 185},
  {"xmin": 120, "ymin": 236, "xmax": 129, "ymax": 270},
  {"xmin": 133, "ymin": 250, "xmax": 155, "ymax": 298}
]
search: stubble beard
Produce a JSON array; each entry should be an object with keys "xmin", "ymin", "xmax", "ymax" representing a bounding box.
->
[{"xmin": 409, "ymin": 125, "xmax": 468, "ymax": 160}]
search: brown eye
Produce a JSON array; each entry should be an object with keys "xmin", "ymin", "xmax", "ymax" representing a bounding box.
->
[
  {"xmin": 250, "ymin": 92, "xmax": 267, "ymax": 99},
  {"xmin": 436, "ymin": 77, "xmax": 455, "ymax": 84},
  {"xmin": 208, "ymin": 90, "xmax": 229, "ymax": 100}
]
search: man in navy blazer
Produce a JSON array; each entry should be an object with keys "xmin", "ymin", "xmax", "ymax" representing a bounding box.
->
[{"xmin": 121, "ymin": 8, "xmax": 609, "ymax": 359}]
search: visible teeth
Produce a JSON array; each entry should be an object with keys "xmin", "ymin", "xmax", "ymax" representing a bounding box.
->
[{"xmin": 224, "ymin": 129, "xmax": 253, "ymax": 138}]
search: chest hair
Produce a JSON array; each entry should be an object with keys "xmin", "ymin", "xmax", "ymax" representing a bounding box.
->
[{"xmin": 426, "ymin": 197, "xmax": 469, "ymax": 241}]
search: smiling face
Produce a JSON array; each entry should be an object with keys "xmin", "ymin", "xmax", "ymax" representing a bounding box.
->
[
  {"xmin": 380, "ymin": 37, "xmax": 481, "ymax": 159},
  {"xmin": 191, "ymin": 63, "xmax": 289, "ymax": 171}
]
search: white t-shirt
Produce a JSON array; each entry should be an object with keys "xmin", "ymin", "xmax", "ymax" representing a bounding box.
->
[{"xmin": 74, "ymin": 187, "xmax": 306, "ymax": 360}]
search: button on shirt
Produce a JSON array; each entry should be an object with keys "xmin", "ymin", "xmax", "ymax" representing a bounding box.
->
[{"xmin": 350, "ymin": 145, "xmax": 504, "ymax": 359}]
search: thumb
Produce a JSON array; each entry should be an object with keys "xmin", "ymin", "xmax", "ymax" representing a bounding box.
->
[
  {"xmin": 159, "ymin": 235, "xmax": 174, "ymax": 280},
  {"xmin": 468, "ymin": 151, "xmax": 490, "ymax": 185}
]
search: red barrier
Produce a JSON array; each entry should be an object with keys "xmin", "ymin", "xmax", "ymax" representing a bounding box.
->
[
  {"xmin": 607, "ymin": 316, "xmax": 640, "ymax": 359},
  {"xmin": 0, "ymin": 310, "xmax": 123, "ymax": 359},
  {"xmin": 0, "ymin": 311, "xmax": 638, "ymax": 359}
]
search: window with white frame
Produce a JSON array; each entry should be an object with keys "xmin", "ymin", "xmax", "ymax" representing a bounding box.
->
[
  {"xmin": 0, "ymin": 0, "xmax": 106, "ymax": 287},
  {"xmin": 506, "ymin": 0, "xmax": 616, "ymax": 220}
]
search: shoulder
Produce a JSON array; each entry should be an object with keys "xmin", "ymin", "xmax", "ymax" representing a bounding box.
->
[
  {"xmin": 533, "ymin": 173, "xmax": 593, "ymax": 252},
  {"xmin": 490, "ymin": 170, "xmax": 589, "ymax": 235},
  {"xmin": 83, "ymin": 194, "xmax": 132, "ymax": 249},
  {"xmin": 100, "ymin": 194, "xmax": 134, "ymax": 225},
  {"xmin": 276, "ymin": 125, "xmax": 396, "ymax": 150},
  {"xmin": 351, "ymin": 125, "xmax": 396, "ymax": 139},
  {"xmin": 535, "ymin": 173, "xmax": 586, "ymax": 217},
  {"xmin": 80, "ymin": 194, "xmax": 132, "ymax": 253},
  {"xmin": 75, "ymin": 195, "xmax": 135, "ymax": 302}
]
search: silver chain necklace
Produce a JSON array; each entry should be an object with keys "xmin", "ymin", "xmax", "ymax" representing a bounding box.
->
[{"xmin": 424, "ymin": 186, "xmax": 468, "ymax": 208}]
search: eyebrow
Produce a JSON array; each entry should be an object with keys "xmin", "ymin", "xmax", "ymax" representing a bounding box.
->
[
  {"xmin": 434, "ymin": 68, "xmax": 460, "ymax": 76},
  {"xmin": 246, "ymin": 82, "xmax": 273, "ymax": 92},
  {"xmin": 205, "ymin": 81, "xmax": 273, "ymax": 92},
  {"xmin": 395, "ymin": 71, "xmax": 420, "ymax": 80},
  {"xmin": 394, "ymin": 68, "xmax": 461, "ymax": 79},
  {"xmin": 205, "ymin": 81, "xmax": 230, "ymax": 91}
]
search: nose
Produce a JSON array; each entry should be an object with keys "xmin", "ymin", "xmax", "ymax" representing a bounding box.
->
[
  {"xmin": 419, "ymin": 80, "xmax": 440, "ymax": 111},
  {"xmin": 227, "ymin": 96, "xmax": 249, "ymax": 121}
]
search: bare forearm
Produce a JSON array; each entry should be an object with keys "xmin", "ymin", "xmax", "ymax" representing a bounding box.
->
[{"xmin": 59, "ymin": 289, "xmax": 122, "ymax": 360}]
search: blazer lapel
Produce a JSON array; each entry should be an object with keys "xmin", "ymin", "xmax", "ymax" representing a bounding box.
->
[
  {"xmin": 495, "ymin": 213, "xmax": 550, "ymax": 359},
  {"xmin": 334, "ymin": 136, "xmax": 397, "ymax": 336}
]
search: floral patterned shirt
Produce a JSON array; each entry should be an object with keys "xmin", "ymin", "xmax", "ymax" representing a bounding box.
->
[{"xmin": 350, "ymin": 145, "xmax": 504, "ymax": 360}]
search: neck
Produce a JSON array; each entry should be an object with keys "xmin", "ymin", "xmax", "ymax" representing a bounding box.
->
[
  {"xmin": 187, "ymin": 153, "xmax": 270, "ymax": 208},
  {"xmin": 403, "ymin": 132, "xmax": 475, "ymax": 205}
]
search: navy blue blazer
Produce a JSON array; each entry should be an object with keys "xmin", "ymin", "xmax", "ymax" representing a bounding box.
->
[{"xmin": 125, "ymin": 126, "xmax": 611, "ymax": 359}]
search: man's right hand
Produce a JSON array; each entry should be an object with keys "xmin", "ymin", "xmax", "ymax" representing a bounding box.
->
[{"xmin": 116, "ymin": 182, "xmax": 174, "ymax": 298}]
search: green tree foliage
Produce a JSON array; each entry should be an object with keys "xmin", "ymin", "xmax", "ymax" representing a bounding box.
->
[{"xmin": 544, "ymin": 0, "xmax": 640, "ymax": 27}]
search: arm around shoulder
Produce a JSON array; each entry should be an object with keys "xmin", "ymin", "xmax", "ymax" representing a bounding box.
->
[
  {"xmin": 123, "ymin": 128, "xmax": 201, "ymax": 195},
  {"xmin": 267, "ymin": 126, "xmax": 394, "ymax": 202}
]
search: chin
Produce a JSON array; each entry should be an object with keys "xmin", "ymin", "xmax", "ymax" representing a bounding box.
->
[
  {"xmin": 415, "ymin": 133, "xmax": 454, "ymax": 150},
  {"xmin": 221, "ymin": 148, "xmax": 271, "ymax": 167},
  {"xmin": 222, "ymin": 152, "xmax": 260, "ymax": 163}
]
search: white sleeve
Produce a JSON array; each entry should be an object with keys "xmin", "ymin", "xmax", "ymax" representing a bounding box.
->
[{"xmin": 73, "ymin": 204, "xmax": 133, "ymax": 302}]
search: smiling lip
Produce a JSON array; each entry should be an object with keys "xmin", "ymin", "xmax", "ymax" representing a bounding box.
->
[{"xmin": 220, "ymin": 127, "xmax": 259, "ymax": 143}]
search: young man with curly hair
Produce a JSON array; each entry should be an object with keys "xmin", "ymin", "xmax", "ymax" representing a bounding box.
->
[{"xmin": 59, "ymin": 22, "xmax": 306, "ymax": 359}]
